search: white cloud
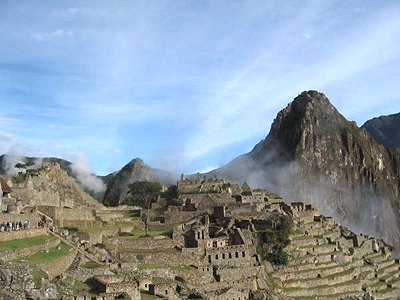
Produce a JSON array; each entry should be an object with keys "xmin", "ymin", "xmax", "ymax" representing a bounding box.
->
[
  {"xmin": 32, "ymin": 29, "xmax": 73, "ymax": 41},
  {"xmin": 71, "ymin": 152, "xmax": 106, "ymax": 194},
  {"xmin": 0, "ymin": 131, "xmax": 16, "ymax": 141}
]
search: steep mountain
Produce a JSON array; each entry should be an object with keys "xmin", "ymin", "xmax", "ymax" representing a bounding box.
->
[
  {"xmin": 103, "ymin": 158, "xmax": 177, "ymax": 206},
  {"xmin": 210, "ymin": 90, "xmax": 400, "ymax": 250},
  {"xmin": 362, "ymin": 112, "xmax": 400, "ymax": 148},
  {"xmin": 0, "ymin": 154, "xmax": 110, "ymax": 201}
]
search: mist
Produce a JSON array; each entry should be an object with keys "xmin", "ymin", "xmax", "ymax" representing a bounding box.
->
[
  {"xmin": 245, "ymin": 158, "xmax": 400, "ymax": 252},
  {"xmin": 71, "ymin": 152, "xmax": 106, "ymax": 195},
  {"xmin": 2, "ymin": 144, "xmax": 26, "ymax": 176},
  {"xmin": 210, "ymin": 141, "xmax": 400, "ymax": 253}
]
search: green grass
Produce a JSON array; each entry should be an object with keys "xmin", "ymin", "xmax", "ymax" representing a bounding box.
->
[
  {"xmin": 81, "ymin": 260, "xmax": 104, "ymax": 269},
  {"xmin": 63, "ymin": 276, "xmax": 94, "ymax": 294},
  {"xmin": 96, "ymin": 243, "xmax": 116, "ymax": 250},
  {"xmin": 137, "ymin": 263, "xmax": 196, "ymax": 271},
  {"xmin": 0, "ymin": 235, "xmax": 57, "ymax": 251},
  {"xmin": 117, "ymin": 228, "xmax": 171, "ymax": 240},
  {"xmin": 31, "ymin": 269, "xmax": 48, "ymax": 288},
  {"xmin": 118, "ymin": 247, "xmax": 179, "ymax": 254},
  {"xmin": 21, "ymin": 243, "xmax": 71, "ymax": 265},
  {"xmin": 79, "ymin": 224, "xmax": 131, "ymax": 233},
  {"xmin": 141, "ymin": 291, "xmax": 158, "ymax": 300}
]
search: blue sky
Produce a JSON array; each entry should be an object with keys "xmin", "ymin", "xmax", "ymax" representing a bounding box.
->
[{"xmin": 0, "ymin": 1, "xmax": 400, "ymax": 175}]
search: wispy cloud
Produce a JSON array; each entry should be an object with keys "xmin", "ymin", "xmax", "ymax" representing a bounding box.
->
[
  {"xmin": 0, "ymin": 1, "xmax": 399, "ymax": 174},
  {"xmin": 32, "ymin": 29, "xmax": 73, "ymax": 41},
  {"xmin": 183, "ymin": 3, "xmax": 400, "ymax": 162}
]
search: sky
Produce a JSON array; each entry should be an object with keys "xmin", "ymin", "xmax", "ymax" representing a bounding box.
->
[{"xmin": 0, "ymin": 0, "xmax": 400, "ymax": 176}]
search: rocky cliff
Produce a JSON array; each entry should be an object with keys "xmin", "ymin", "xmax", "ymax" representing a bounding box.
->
[
  {"xmin": 210, "ymin": 91, "xmax": 400, "ymax": 250},
  {"xmin": 103, "ymin": 158, "xmax": 177, "ymax": 206},
  {"xmin": 11, "ymin": 163, "xmax": 102, "ymax": 208},
  {"xmin": 0, "ymin": 154, "xmax": 109, "ymax": 201},
  {"xmin": 362, "ymin": 112, "xmax": 400, "ymax": 148}
]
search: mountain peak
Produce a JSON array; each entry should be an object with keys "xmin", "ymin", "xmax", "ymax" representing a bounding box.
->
[{"xmin": 211, "ymin": 91, "xmax": 400, "ymax": 250}]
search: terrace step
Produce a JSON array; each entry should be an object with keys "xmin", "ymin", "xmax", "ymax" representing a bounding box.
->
[
  {"xmin": 367, "ymin": 280, "xmax": 389, "ymax": 293},
  {"xmin": 283, "ymin": 268, "xmax": 358, "ymax": 289},
  {"xmin": 377, "ymin": 262, "xmax": 400, "ymax": 274},
  {"xmin": 373, "ymin": 287, "xmax": 400, "ymax": 299},
  {"xmin": 388, "ymin": 276, "xmax": 400, "ymax": 289},
  {"xmin": 284, "ymin": 261, "xmax": 337, "ymax": 273},
  {"xmin": 379, "ymin": 270, "xmax": 400, "ymax": 284},
  {"xmin": 378, "ymin": 259, "xmax": 396, "ymax": 270},
  {"xmin": 284, "ymin": 279, "xmax": 362, "ymax": 298}
]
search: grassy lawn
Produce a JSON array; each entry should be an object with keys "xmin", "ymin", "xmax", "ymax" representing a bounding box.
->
[
  {"xmin": 21, "ymin": 243, "xmax": 71, "ymax": 265},
  {"xmin": 141, "ymin": 291, "xmax": 158, "ymax": 300},
  {"xmin": 79, "ymin": 224, "xmax": 131, "ymax": 233},
  {"xmin": 118, "ymin": 247, "xmax": 179, "ymax": 254},
  {"xmin": 0, "ymin": 235, "xmax": 57, "ymax": 251},
  {"xmin": 82, "ymin": 260, "xmax": 104, "ymax": 269},
  {"xmin": 31, "ymin": 269, "xmax": 48, "ymax": 288},
  {"xmin": 96, "ymin": 243, "xmax": 116, "ymax": 250},
  {"xmin": 117, "ymin": 228, "xmax": 171, "ymax": 240},
  {"xmin": 62, "ymin": 276, "xmax": 95, "ymax": 295},
  {"xmin": 137, "ymin": 263, "xmax": 196, "ymax": 271}
]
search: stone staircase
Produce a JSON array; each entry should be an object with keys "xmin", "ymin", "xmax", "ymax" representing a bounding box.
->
[{"xmin": 272, "ymin": 220, "xmax": 400, "ymax": 299}]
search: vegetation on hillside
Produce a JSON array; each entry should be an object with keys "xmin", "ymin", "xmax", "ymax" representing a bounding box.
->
[
  {"xmin": 125, "ymin": 181, "xmax": 162, "ymax": 236},
  {"xmin": 256, "ymin": 214, "xmax": 293, "ymax": 265}
]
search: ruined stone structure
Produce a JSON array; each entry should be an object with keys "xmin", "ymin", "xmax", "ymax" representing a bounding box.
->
[{"xmin": 1, "ymin": 172, "xmax": 400, "ymax": 299}]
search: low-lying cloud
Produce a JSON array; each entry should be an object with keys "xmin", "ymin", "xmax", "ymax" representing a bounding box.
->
[{"xmin": 71, "ymin": 152, "xmax": 106, "ymax": 195}]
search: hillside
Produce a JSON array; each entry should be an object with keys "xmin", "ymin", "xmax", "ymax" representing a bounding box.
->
[
  {"xmin": 11, "ymin": 163, "xmax": 102, "ymax": 208},
  {"xmin": 362, "ymin": 112, "xmax": 400, "ymax": 148},
  {"xmin": 0, "ymin": 154, "xmax": 109, "ymax": 201},
  {"xmin": 103, "ymin": 158, "xmax": 177, "ymax": 206}
]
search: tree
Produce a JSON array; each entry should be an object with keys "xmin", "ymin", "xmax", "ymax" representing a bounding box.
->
[
  {"xmin": 271, "ymin": 245, "xmax": 289, "ymax": 265},
  {"xmin": 125, "ymin": 181, "xmax": 162, "ymax": 236}
]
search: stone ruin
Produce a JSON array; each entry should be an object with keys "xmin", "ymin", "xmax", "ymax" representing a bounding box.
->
[{"xmin": 0, "ymin": 172, "xmax": 399, "ymax": 299}]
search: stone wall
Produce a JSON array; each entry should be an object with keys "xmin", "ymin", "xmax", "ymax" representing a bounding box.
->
[
  {"xmin": 165, "ymin": 210, "xmax": 199, "ymax": 225},
  {"xmin": 0, "ymin": 228, "xmax": 48, "ymax": 242},
  {"xmin": 1, "ymin": 237, "xmax": 60, "ymax": 261},
  {"xmin": 38, "ymin": 206, "xmax": 97, "ymax": 227},
  {"xmin": 216, "ymin": 266, "xmax": 261, "ymax": 282},
  {"xmin": 40, "ymin": 247, "xmax": 77, "ymax": 280},
  {"xmin": 179, "ymin": 268, "xmax": 214, "ymax": 286},
  {"xmin": 0, "ymin": 211, "xmax": 41, "ymax": 227}
]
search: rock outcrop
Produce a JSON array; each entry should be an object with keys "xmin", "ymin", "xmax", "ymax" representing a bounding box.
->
[
  {"xmin": 103, "ymin": 158, "xmax": 177, "ymax": 206},
  {"xmin": 11, "ymin": 163, "xmax": 101, "ymax": 208},
  {"xmin": 210, "ymin": 91, "xmax": 400, "ymax": 250},
  {"xmin": 363, "ymin": 112, "xmax": 400, "ymax": 148},
  {"xmin": 0, "ymin": 154, "xmax": 112, "ymax": 201}
]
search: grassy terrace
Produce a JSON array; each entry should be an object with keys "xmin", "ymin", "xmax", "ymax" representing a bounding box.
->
[
  {"xmin": 77, "ymin": 224, "xmax": 132, "ymax": 233},
  {"xmin": 141, "ymin": 291, "xmax": 158, "ymax": 300},
  {"xmin": 82, "ymin": 260, "xmax": 104, "ymax": 269},
  {"xmin": 17, "ymin": 243, "xmax": 71, "ymax": 265},
  {"xmin": 0, "ymin": 235, "xmax": 57, "ymax": 251},
  {"xmin": 117, "ymin": 228, "xmax": 171, "ymax": 240},
  {"xmin": 137, "ymin": 264, "xmax": 196, "ymax": 271},
  {"xmin": 118, "ymin": 247, "xmax": 179, "ymax": 254},
  {"xmin": 284, "ymin": 268, "xmax": 355, "ymax": 285},
  {"xmin": 283, "ymin": 277, "xmax": 361, "ymax": 292}
]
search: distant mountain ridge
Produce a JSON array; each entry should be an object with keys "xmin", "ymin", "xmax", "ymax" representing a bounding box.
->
[
  {"xmin": 362, "ymin": 112, "xmax": 400, "ymax": 148},
  {"xmin": 209, "ymin": 90, "xmax": 400, "ymax": 250},
  {"xmin": 102, "ymin": 158, "xmax": 177, "ymax": 206}
]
